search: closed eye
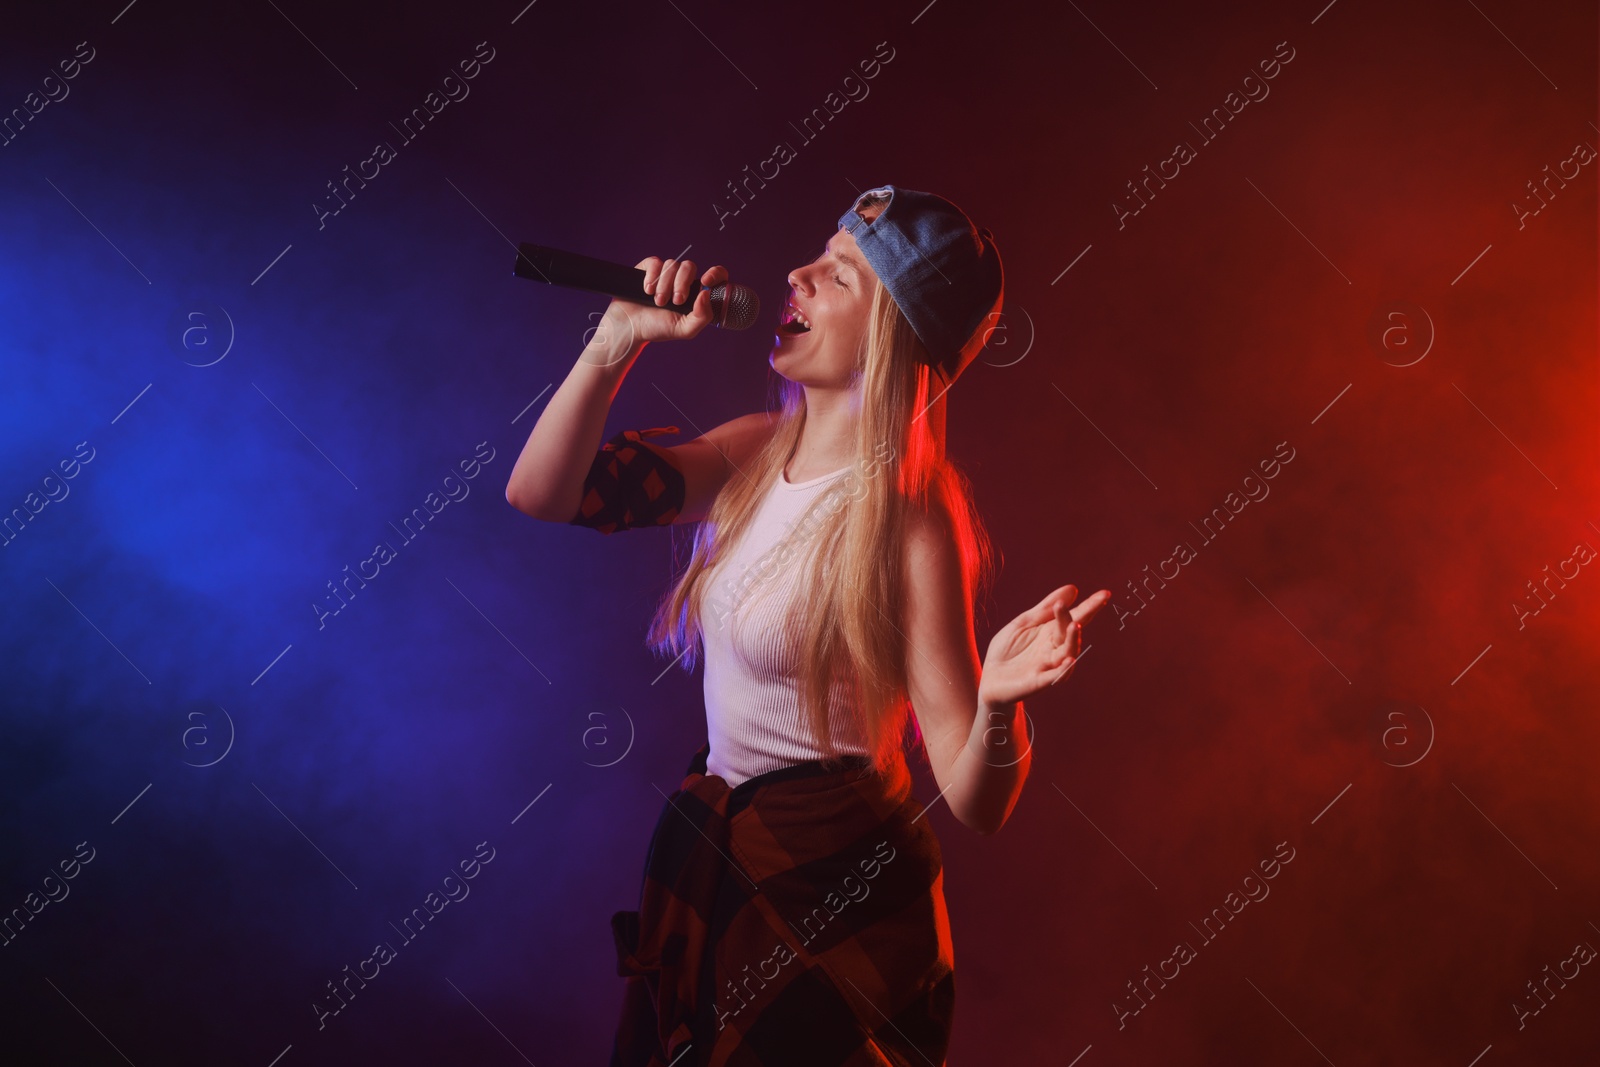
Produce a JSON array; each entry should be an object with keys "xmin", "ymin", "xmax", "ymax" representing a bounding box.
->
[{"xmin": 809, "ymin": 242, "xmax": 854, "ymax": 289}]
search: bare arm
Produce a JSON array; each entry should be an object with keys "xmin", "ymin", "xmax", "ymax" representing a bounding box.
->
[
  {"xmin": 669, "ymin": 411, "xmax": 779, "ymax": 524},
  {"xmin": 902, "ymin": 501, "xmax": 1110, "ymax": 835},
  {"xmin": 504, "ymin": 256, "xmax": 727, "ymax": 520},
  {"xmin": 504, "ymin": 321, "xmax": 645, "ymax": 520},
  {"xmin": 900, "ymin": 502, "xmax": 1011, "ymax": 834}
]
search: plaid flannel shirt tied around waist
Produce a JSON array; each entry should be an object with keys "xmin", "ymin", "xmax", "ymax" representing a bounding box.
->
[{"xmin": 609, "ymin": 743, "xmax": 956, "ymax": 1067}]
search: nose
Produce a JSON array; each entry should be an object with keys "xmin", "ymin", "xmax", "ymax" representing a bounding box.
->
[{"xmin": 786, "ymin": 264, "xmax": 815, "ymax": 296}]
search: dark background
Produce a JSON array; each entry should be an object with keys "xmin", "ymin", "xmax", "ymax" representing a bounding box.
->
[{"xmin": 1, "ymin": 1, "xmax": 1595, "ymax": 1063}]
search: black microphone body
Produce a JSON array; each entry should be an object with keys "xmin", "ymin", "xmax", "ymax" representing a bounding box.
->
[{"xmin": 512, "ymin": 242, "xmax": 762, "ymax": 330}]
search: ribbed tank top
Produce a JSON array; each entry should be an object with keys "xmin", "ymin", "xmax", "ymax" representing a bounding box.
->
[{"xmin": 699, "ymin": 462, "xmax": 872, "ymax": 786}]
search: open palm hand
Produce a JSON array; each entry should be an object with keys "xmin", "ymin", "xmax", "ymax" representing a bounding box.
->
[{"xmin": 978, "ymin": 584, "xmax": 1112, "ymax": 706}]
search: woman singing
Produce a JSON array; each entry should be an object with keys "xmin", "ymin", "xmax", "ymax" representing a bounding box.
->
[{"xmin": 505, "ymin": 184, "xmax": 1111, "ymax": 1066}]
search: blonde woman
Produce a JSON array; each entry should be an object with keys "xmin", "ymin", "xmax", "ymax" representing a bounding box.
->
[{"xmin": 506, "ymin": 185, "xmax": 1110, "ymax": 1066}]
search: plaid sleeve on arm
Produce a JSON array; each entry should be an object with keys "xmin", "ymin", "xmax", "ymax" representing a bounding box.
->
[{"xmin": 568, "ymin": 426, "xmax": 688, "ymax": 534}]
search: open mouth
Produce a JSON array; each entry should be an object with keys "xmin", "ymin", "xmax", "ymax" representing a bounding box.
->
[{"xmin": 778, "ymin": 302, "xmax": 812, "ymax": 335}]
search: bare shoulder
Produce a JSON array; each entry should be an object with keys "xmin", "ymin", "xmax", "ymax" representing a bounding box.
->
[
  {"xmin": 902, "ymin": 484, "xmax": 960, "ymax": 566},
  {"xmin": 666, "ymin": 411, "xmax": 779, "ymax": 524}
]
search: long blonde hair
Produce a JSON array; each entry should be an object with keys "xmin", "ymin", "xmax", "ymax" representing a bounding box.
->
[{"xmin": 646, "ymin": 238, "xmax": 997, "ymax": 781}]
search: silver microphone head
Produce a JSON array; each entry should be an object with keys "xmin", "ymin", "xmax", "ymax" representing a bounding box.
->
[{"xmin": 709, "ymin": 283, "xmax": 761, "ymax": 330}]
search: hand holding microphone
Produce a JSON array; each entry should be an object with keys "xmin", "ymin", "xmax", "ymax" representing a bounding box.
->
[
  {"xmin": 617, "ymin": 255, "xmax": 731, "ymax": 344},
  {"xmin": 512, "ymin": 243, "xmax": 762, "ymax": 347}
]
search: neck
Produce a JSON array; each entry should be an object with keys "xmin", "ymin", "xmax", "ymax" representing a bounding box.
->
[{"xmin": 791, "ymin": 384, "xmax": 859, "ymax": 474}]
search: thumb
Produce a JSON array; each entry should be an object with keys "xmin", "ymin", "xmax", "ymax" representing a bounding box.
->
[{"xmin": 681, "ymin": 287, "xmax": 713, "ymax": 335}]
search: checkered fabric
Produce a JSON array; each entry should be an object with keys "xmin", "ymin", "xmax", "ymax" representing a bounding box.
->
[
  {"xmin": 609, "ymin": 743, "xmax": 955, "ymax": 1067},
  {"xmin": 568, "ymin": 426, "xmax": 687, "ymax": 534}
]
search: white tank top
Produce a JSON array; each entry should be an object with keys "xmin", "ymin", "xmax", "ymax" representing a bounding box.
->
[{"xmin": 699, "ymin": 462, "xmax": 872, "ymax": 786}]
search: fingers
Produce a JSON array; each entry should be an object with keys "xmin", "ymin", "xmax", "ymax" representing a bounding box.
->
[
  {"xmin": 638, "ymin": 257, "xmax": 726, "ymax": 309},
  {"xmin": 1051, "ymin": 599, "xmax": 1071, "ymax": 645},
  {"xmin": 639, "ymin": 257, "xmax": 680, "ymax": 306},
  {"xmin": 638, "ymin": 256, "xmax": 667, "ymax": 308},
  {"xmin": 1025, "ymin": 584, "xmax": 1076, "ymax": 627},
  {"xmin": 657, "ymin": 258, "xmax": 679, "ymax": 305},
  {"xmin": 632, "ymin": 256, "xmax": 730, "ymax": 340},
  {"xmin": 633, "ymin": 255, "xmax": 672, "ymax": 310},
  {"xmin": 1069, "ymin": 588, "xmax": 1114, "ymax": 626},
  {"xmin": 678, "ymin": 287, "xmax": 712, "ymax": 335},
  {"xmin": 673, "ymin": 259, "xmax": 697, "ymax": 305},
  {"xmin": 1055, "ymin": 615, "xmax": 1081, "ymax": 662},
  {"xmin": 1047, "ymin": 638, "xmax": 1078, "ymax": 685},
  {"xmin": 1032, "ymin": 583, "xmax": 1114, "ymax": 630}
]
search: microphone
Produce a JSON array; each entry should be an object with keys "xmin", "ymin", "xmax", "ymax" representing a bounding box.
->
[{"xmin": 512, "ymin": 242, "xmax": 762, "ymax": 331}]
